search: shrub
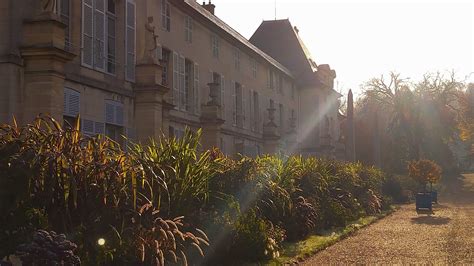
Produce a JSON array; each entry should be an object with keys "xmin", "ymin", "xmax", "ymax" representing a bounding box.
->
[
  {"xmin": 0, "ymin": 117, "xmax": 208, "ymax": 265},
  {"xmin": 1, "ymin": 117, "xmax": 391, "ymax": 264},
  {"xmin": 228, "ymin": 210, "xmax": 285, "ymax": 262},
  {"xmin": 284, "ymin": 196, "xmax": 318, "ymax": 240},
  {"xmin": 16, "ymin": 230, "xmax": 81, "ymax": 265},
  {"xmin": 408, "ymin": 159, "xmax": 442, "ymax": 190}
]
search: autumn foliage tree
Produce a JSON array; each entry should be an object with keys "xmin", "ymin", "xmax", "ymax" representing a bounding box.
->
[{"xmin": 408, "ymin": 159, "xmax": 442, "ymax": 190}]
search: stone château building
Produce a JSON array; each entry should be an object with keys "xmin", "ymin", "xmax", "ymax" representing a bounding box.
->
[{"xmin": 0, "ymin": 0, "xmax": 351, "ymax": 159}]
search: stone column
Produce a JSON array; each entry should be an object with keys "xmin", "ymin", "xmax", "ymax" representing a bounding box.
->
[
  {"xmin": 134, "ymin": 62, "xmax": 169, "ymax": 143},
  {"xmin": 345, "ymin": 89, "xmax": 356, "ymax": 161},
  {"xmin": 200, "ymin": 82, "xmax": 225, "ymax": 151},
  {"xmin": 262, "ymin": 100, "xmax": 280, "ymax": 154},
  {"xmin": 20, "ymin": 12, "xmax": 75, "ymax": 124}
]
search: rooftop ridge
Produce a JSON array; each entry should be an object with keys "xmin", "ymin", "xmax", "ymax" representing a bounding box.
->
[{"xmin": 182, "ymin": 0, "xmax": 294, "ymax": 77}]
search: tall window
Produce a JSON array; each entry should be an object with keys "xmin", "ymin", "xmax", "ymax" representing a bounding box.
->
[
  {"xmin": 253, "ymin": 91, "xmax": 259, "ymax": 131},
  {"xmin": 81, "ymin": 0, "xmax": 117, "ymax": 72},
  {"xmin": 161, "ymin": 0, "xmax": 171, "ymax": 31},
  {"xmin": 251, "ymin": 58, "xmax": 257, "ymax": 78},
  {"xmin": 233, "ymin": 48, "xmax": 240, "ymax": 70},
  {"xmin": 193, "ymin": 63, "xmax": 200, "ymax": 115},
  {"xmin": 183, "ymin": 60, "xmax": 192, "ymax": 111},
  {"xmin": 211, "ymin": 34, "xmax": 219, "ymax": 58},
  {"xmin": 233, "ymin": 82, "xmax": 243, "ymax": 127},
  {"xmin": 210, "ymin": 72, "xmax": 225, "ymax": 118},
  {"xmin": 291, "ymin": 82, "xmax": 295, "ymax": 99},
  {"xmin": 60, "ymin": 0, "xmax": 70, "ymax": 47},
  {"xmin": 278, "ymin": 75, "xmax": 283, "ymax": 94},
  {"xmin": 279, "ymin": 103, "xmax": 284, "ymax": 132},
  {"xmin": 185, "ymin": 16, "xmax": 193, "ymax": 43},
  {"xmin": 267, "ymin": 68, "xmax": 274, "ymax": 90},
  {"xmin": 162, "ymin": 49, "xmax": 171, "ymax": 85},
  {"xmin": 173, "ymin": 53, "xmax": 195, "ymax": 112},
  {"xmin": 106, "ymin": 0, "xmax": 116, "ymax": 74},
  {"xmin": 125, "ymin": 0, "xmax": 136, "ymax": 81}
]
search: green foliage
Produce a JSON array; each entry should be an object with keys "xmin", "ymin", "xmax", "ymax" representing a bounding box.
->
[
  {"xmin": 0, "ymin": 116, "xmax": 391, "ymax": 264},
  {"xmin": 382, "ymin": 174, "xmax": 418, "ymax": 203},
  {"xmin": 0, "ymin": 117, "xmax": 208, "ymax": 265},
  {"xmin": 229, "ymin": 210, "xmax": 285, "ymax": 261}
]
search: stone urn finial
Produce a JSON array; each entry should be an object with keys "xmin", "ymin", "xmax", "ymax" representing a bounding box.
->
[
  {"xmin": 207, "ymin": 82, "xmax": 220, "ymax": 105},
  {"xmin": 40, "ymin": 0, "xmax": 59, "ymax": 14}
]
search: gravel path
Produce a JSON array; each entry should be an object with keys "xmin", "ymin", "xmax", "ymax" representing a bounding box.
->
[{"xmin": 303, "ymin": 173, "xmax": 474, "ymax": 265}]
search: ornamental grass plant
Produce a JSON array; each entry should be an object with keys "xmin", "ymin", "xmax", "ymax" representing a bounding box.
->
[{"xmin": 1, "ymin": 116, "xmax": 392, "ymax": 265}]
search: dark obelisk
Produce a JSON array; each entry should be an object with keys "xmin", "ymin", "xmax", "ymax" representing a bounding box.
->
[{"xmin": 346, "ymin": 89, "xmax": 356, "ymax": 162}]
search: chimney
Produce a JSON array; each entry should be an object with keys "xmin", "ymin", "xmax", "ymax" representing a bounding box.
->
[
  {"xmin": 202, "ymin": 0, "xmax": 215, "ymax": 15},
  {"xmin": 294, "ymin": 26, "xmax": 299, "ymax": 34}
]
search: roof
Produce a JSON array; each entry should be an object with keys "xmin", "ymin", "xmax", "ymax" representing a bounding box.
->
[
  {"xmin": 249, "ymin": 19, "xmax": 318, "ymax": 80},
  {"xmin": 178, "ymin": 0, "xmax": 294, "ymax": 78}
]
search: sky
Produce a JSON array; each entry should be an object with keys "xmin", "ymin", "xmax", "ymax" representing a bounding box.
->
[{"xmin": 209, "ymin": 0, "xmax": 473, "ymax": 98}]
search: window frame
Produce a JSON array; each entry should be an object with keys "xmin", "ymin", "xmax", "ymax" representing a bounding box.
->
[
  {"xmin": 106, "ymin": 0, "xmax": 116, "ymax": 74},
  {"xmin": 81, "ymin": 0, "xmax": 119, "ymax": 75},
  {"xmin": 161, "ymin": 0, "xmax": 171, "ymax": 32},
  {"xmin": 184, "ymin": 15, "xmax": 193, "ymax": 43},
  {"xmin": 125, "ymin": 0, "xmax": 136, "ymax": 81},
  {"xmin": 251, "ymin": 57, "xmax": 257, "ymax": 78},
  {"xmin": 233, "ymin": 47, "xmax": 240, "ymax": 71},
  {"xmin": 211, "ymin": 34, "xmax": 219, "ymax": 58}
]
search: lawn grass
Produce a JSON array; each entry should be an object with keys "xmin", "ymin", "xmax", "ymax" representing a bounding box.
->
[{"xmin": 265, "ymin": 207, "xmax": 398, "ymax": 265}]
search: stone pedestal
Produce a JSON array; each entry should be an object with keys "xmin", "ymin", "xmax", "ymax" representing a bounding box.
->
[
  {"xmin": 20, "ymin": 13, "xmax": 75, "ymax": 124},
  {"xmin": 200, "ymin": 104, "xmax": 225, "ymax": 151},
  {"xmin": 320, "ymin": 133, "xmax": 335, "ymax": 158},
  {"xmin": 263, "ymin": 122, "xmax": 280, "ymax": 154},
  {"xmin": 335, "ymin": 139, "xmax": 346, "ymax": 161},
  {"xmin": 262, "ymin": 102, "xmax": 280, "ymax": 154},
  {"xmin": 135, "ymin": 63, "xmax": 169, "ymax": 143},
  {"xmin": 285, "ymin": 130, "xmax": 298, "ymax": 155}
]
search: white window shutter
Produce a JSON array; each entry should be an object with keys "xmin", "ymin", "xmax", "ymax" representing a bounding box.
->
[
  {"xmin": 249, "ymin": 89, "xmax": 254, "ymax": 131},
  {"xmin": 94, "ymin": 122, "xmax": 105, "ymax": 134},
  {"xmin": 179, "ymin": 55, "xmax": 185, "ymax": 111},
  {"xmin": 64, "ymin": 88, "xmax": 80, "ymax": 117},
  {"xmin": 105, "ymin": 101, "xmax": 124, "ymax": 126},
  {"xmin": 125, "ymin": 0, "xmax": 136, "ymax": 81},
  {"xmin": 220, "ymin": 75, "xmax": 225, "ymax": 117},
  {"xmin": 115, "ymin": 104, "xmax": 124, "ymax": 126},
  {"xmin": 82, "ymin": 0, "xmax": 94, "ymax": 67},
  {"xmin": 156, "ymin": 44, "xmax": 163, "ymax": 61},
  {"xmin": 63, "ymin": 89, "xmax": 69, "ymax": 114},
  {"xmin": 94, "ymin": 0, "xmax": 106, "ymax": 70},
  {"xmin": 232, "ymin": 81, "xmax": 236, "ymax": 126},
  {"xmin": 267, "ymin": 69, "xmax": 271, "ymax": 89},
  {"xmin": 193, "ymin": 63, "xmax": 200, "ymax": 115},
  {"xmin": 172, "ymin": 52, "xmax": 179, "ymax": 108},
  {"xmin": 82, "ymin": 119, "xmax": 95, "ymax": 136},
  {"xmin": 242, "ymin": 86, "xmax": 246, "ymax": 129},
  {"xmin": 209, "ymin": 70, "xmax": 213, "ymax": 104},
  {"xmin": 105, "ymin": 101, "xmax": 115, "ymax": 124}
]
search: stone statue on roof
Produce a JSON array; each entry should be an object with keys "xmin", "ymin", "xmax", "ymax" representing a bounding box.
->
[
  {"xmin": 41, "ymin": 0, "xmax": 58, "ymax": 13},
  {"xmin": 142, "ymin": 16, "xmax": 159, "ymax": 64}
]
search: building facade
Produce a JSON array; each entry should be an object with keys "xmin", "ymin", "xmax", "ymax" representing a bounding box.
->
[{"xmin": 0, "ymin": 0, "xmax": 346, "ymax": 158}]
